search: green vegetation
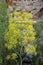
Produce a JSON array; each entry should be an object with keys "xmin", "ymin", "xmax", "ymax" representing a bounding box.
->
[
  {"xmin": 0, "ymin": 0, "xmax": 43, "ymax": 65},
  {"xmin": 34, "ymin": 21, "xmax": 43, "ymax": 65},
  {"xmin": 0, "ymin": 0, "xmax": 8, "ymax": 65}
]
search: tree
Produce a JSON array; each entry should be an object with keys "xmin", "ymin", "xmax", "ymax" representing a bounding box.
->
[{"xmin": 5, "ymin": 9, "xmax": 36, "ymax": 65}]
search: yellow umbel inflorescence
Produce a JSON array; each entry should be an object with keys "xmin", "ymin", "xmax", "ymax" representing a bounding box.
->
[{"xmin": 5, "ymin": 10, "xmax": 36, "ymax": 55}]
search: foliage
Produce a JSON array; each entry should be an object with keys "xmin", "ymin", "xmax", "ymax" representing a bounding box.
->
[
  {"xmin": 34, "ymin": 21, "xmax": 43, "ymax": 55},
  {"xmin": 34, "ymin": 21, "xmax": 43, "ymax": 65},
  {"xmin": 0, "ymin": 0, "xmax": 8, "ymax": 65},
  {"xmin": 0, "ymin": 0, "xmax": 7, "ymax": 21}
]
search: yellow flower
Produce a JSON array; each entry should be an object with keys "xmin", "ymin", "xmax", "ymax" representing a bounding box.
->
[
  {"xmin": 11, "ymin": 53, "xmax": 18, "ymax": 60},
  {"xmin": 28, "ymin": 25, "xmax": 33, "ymax": 29},
  {"xmin": 7, "ymin": 44, "xmax": 13, "ymax": 50},
  {"xmin": 25, "ymin": 44, "xmax": 36, "ymax": 54},
  {"xmin": 29, "ymin": 37, "xmax": 35, "ymax": 41},
  {"xmin": 23, "ymin": 38, "xmax": 28, "ymax": 43},
  {"xmin": 13, "ymin": 11, "xmax": 21, "ymax": 16},
  {"xmin": 6, "ymin": 55, "xmax": 11, "ymax": 60}
]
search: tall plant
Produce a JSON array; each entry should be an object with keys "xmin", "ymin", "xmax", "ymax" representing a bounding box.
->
[{"xmin": 5, "ymin": 10, "xmax": 36, "ymax": 65}]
